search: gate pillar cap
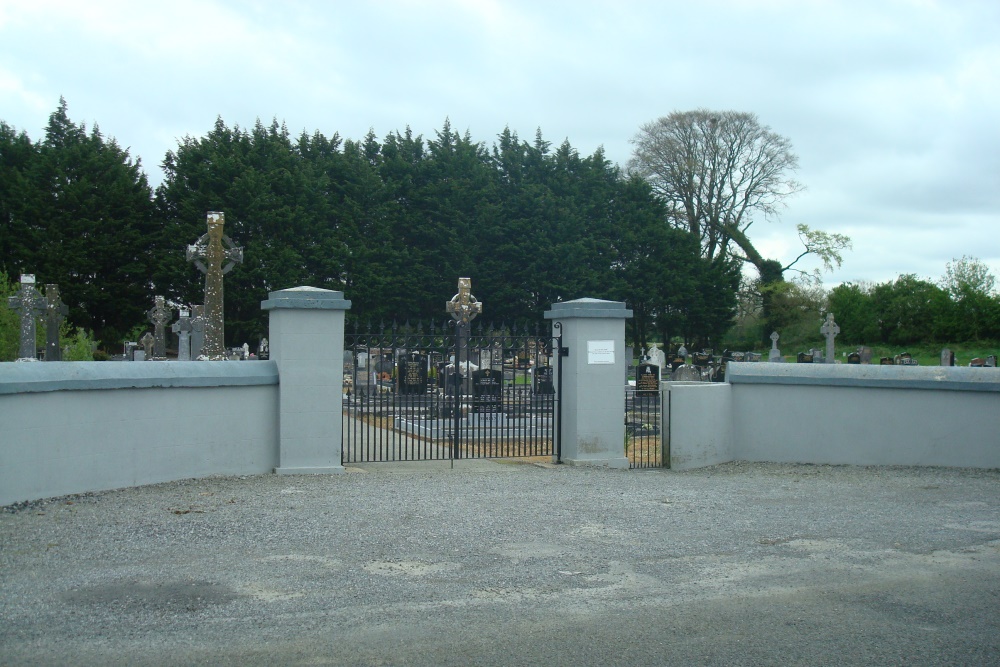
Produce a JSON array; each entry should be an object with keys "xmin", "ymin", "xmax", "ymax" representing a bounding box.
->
[
  {"xmin": 262, "ymin": 286, "xmax": 352, "ymax": 311},
  {"xmin": 544, "ymin": 298, "xmax": 632, "ymax": 320}
]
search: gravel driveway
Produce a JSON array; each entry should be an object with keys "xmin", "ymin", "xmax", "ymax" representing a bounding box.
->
[{"xmin": 2, "ymin": 461, "xmax": 999, "ymax": 666}]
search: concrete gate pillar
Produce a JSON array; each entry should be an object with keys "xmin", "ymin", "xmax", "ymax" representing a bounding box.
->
[
  {"xmin": 262, "ymin": 286, "xmax": 351, "ymax": 474},
  {"xmin": 544, "ymin": 298, "xmax": 632, "ymax": 468}
]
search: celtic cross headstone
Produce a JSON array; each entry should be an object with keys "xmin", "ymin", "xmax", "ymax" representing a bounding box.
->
[
  {"xmin": 7, "ymin": 275, "xmax": 45, "ymax": 360},
  {"xmin": 44, "ymin": 284, "xmax": 68, "ymax": 361},
  {"xmin": 171, "ymin": 308, "xmax": 193, "ymax": 361},
  {"xmin": 768, "ymin": 331, "xmax": 782, "ymax": 362},
  {"xmin": 147, "ymin": 295, "xmax": 172, "ymax": 359},
  {"xmin": 820, "ymin": 313, "xmax": 840, "ymax": 365},
  {"xmin": 139, "ymin": 331, "xmax": 155, "ymax": 360},
  {"xmin": 446, "ymin": 277, "xmax": 482, "ymax": 394},
  {"xmin": 186, "ymin": 212, "xmax": 243, "ymax": 358}
]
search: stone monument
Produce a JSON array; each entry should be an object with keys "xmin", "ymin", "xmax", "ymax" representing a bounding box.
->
[
  {"xmin": 7, "ymin": 274, "xmax": 45, "ymax": 360},
  {"xmin": 186, "ymin": 212, "xmax": 243, "ymax": 358},
  {"xmin": 820, "ymin": 313, "xmax": 840, "ymax": 364},
  {"xmin": 171, "ymin": 308, "xmax": 193, "ymax": 361},
  {"xmin": 43, "ymin": 284, "xmax": 68, "ymax": 361},
  {"xmin": 767, "ymin": 331, "xmax": 782, "ymax": 362},
  {"xmin": 146, "ymin": 295, "xmax": 172, "ymax": 359},
  {"xmin": 139, "ymin": 332, "xmax": 154, "ymax": 360},
  {"xmin": 446, "ymin": 277, "xmax": 482, "ymax": 395}
]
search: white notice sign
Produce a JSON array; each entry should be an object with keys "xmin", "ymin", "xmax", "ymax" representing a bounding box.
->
[{"xmin": 587, "ymin": 340, "xmax": 615, "ymax": 365}]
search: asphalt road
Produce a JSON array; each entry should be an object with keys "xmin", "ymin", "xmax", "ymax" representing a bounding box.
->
[{"xmin": 2, "ymin": 461, "xmax": 999, "ymax": 666}]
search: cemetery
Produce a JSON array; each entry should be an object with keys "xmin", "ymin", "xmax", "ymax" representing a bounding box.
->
[{"xmin": 2, "ymin": 213, "xmax": 1000, "ymax": 506}]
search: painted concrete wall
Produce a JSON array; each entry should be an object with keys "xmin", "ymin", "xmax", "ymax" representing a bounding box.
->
[
  {"xmin": 727, "ymin": 364, "xmax": 1000, "ymax": 468},
  {"xmin": 663, "ymin": 382, "xmax": 733, "ymax": 471},
  {"xmin": 0, "ymin": 361, "xmax": 279, "ymax": 506}
]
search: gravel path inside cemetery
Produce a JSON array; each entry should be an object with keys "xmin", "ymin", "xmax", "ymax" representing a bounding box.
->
[{"xmin": 2, "ymin": 461, "xmax": 999, "ymax": 666}]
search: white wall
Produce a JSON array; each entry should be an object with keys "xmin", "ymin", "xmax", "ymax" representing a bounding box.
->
[
  {"xmin": 664, "ymin": 382, "xmax": 733, "ymax": 470},
  {"xmin": 0, "ymin": 362, "xmax": 279, "ymax": 505},
  {"xmin": 728, "ymin": 364, "xmax": 1000, "ymax": 468}
]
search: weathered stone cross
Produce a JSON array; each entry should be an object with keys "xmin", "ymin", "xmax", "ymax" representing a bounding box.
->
[
  {"xmin": 44, "ymin": 284, "xmax": 68, "ymax": 361},
  {"xmin": 768, "ymin": 330, "xmax": 782, "ymax": 362},
  {"xmin": 147, "ymin": 295, "xmax": 172, "ymax": 359},
  {"xmin": 446, "ymin": 277, "xmax": 482, "ymax": 325},
  {"xmin": 820, "ymin": 313, "xmax": 840, "ymax": 365},
  {"xmin": 171, "ymin": 308, "xmax": 193, "ymax": 361},
  {"xmin": 7, "ymin": 275, "xmax": 45, "ymax": 360},
  {"xmin": 186, "ymin": 212, "xmax": 243, "ymax": 358}
]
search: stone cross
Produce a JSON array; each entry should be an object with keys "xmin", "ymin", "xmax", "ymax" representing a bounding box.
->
[
  {"xmin": 446, "ymin": 277, "xmax": 482, "ymax": 396},
  {"xmin": 139, "ymin": 331, "xmax": 155, "ymax": 360},
  {"xmin": 446, "ymin": 277, "xmax": 482, "ymax": 325},
  {"xmin": 43, "ymin": 284, "xmax": 68, "ymax": 361},
  {"xmin": 820, "ymin": 313, "xmax": 840, "ymax": 364},
  {"xmin": 146, "ymin": 295, "xmax": 172, "ymax": 359},
  {"xmin": 171, "ymin": 308, "xmax": 193, "ymax": 361},
  {"xmin": 768, "ymin": 331, "xmax": 782, "ymax": 362},
  {"xmin": 7, "ymin": 274, "xmax": 45, "ymax": 360},
  {"xmin": 186, "ymin": 212, "xmax": 243, "ymax": 358}
]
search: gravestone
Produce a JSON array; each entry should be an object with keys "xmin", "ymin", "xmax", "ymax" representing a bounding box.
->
[
  {"xmin": 123, "ymin": 341, "xmax": 139, "ymax": 361},
  {"xmin": 146, "ymin": 295, "xmax": 172, "ymax": 358},
  {"xmin": 139, "ymin": 332, "xmax": 154, "ymax": 360},
  {"xmin": 797, "ymin": 352, "xmax": 814, "ymax": 364},
  {"xmin": 190, "ymin": 305, "xmax": 206, "ymax": 358},
  {"xmin": 397, "ymin": 353, "xmax": 428, "ymax": 395},
  {"xmin": 969, "ymin": 357, "xmax": 985, "ymax": 367},
  {"xmin": 671, "ymin": 365, "xmax": 702, "ymax": 382},
  {"xmin": 940, "ymin": 348, "xmax": 955, "ymax": 367},
  {"xmin": 847, "ymin": 352, "xmax": 861, "ymax": 364},
  {"xmin": 8, "ymin": 274, "xmax": 45, "ymax": 360},
  {"xmin": 858, "ymin": 346, "xmax": 873, "ymax": 364},
  {"xmin": 820, "ymin": 313, "xmax": 840, "ymax": 364},
  {"xmin": 768, "ymin": 331, "xmax": 782, "ymax": 362},
  {"xmin": 811, "ymin": 348, "xmax": 825, "ymax": 364},
  {"xmin": 986, "ymin": 355, "xmax": 997, "ymax": 367},
  {"xmin": 646, "ymin": 344, "xmax": 665, "ymax": 370},
  {"xmin": 533, "ymin": 365, "xmax": 555, "ymax": 395},
  {"xmin": 635, "ymin": 362, "xmax": 660, "ymax": 397},
  {"xmin": 880, "ymin": 357, "xmax": 894, "ymax": 365},
  {"xmin": 42, "ymin": 284, "xmax": 68, "ymax": 361},
  {"xmin": 186, "ymin": 212, "xmax": 243, "ymax": 358},
  {"xmin": 471, "ymin": 368, "xmax": 502, "ymax": 413},
  {"xmin": 171, "ymin": 309, "xmax": 193, "ymax": 361},
  {"xmin": 446, "ymin": 277, "xmax": 482, "ymax": 395},
  {"xmin": 257, "ymin": 336, "xmax": 269, "ymax": 360}
]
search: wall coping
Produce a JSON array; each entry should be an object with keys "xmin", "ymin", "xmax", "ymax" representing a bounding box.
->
[
  {"xmin": 0, "ymin": 361, "xmax": 279, "ymax": 395},
  {"xmin": 727, "ymin": 362, "xmax": 1000, "ymax": 393},
  {"xmin": 543, "ymin": 298, "xmax": 633, "ymax": 320},
  {"xmin": 261, "ymin": 286, "xmax": 351, "ymax": 311}
]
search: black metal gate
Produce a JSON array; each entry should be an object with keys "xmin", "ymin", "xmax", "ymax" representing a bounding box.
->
[{"xmin": 342, "ymin": 321, "xmax": 561, "ymax": 463}]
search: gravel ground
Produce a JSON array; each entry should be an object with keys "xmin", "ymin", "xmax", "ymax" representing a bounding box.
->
[{"xmin": 2, "ymin": 461, "xmax": 999, "ymax": 666}]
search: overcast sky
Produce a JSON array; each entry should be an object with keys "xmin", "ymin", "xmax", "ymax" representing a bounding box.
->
[{"xmin": 2, "ymin": 0, "xmax": 998, "ymax": 290}]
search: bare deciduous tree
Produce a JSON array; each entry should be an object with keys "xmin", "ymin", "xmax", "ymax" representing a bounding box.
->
[{"xmin": 628, "ymin": 109, "xmax": 806, "ymax": 274}]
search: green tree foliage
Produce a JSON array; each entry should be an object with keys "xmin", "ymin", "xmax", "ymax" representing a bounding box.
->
[
  {"xmin": 3, "ymin": 104, "xmax": 738, "ymax": 352},
  {"xmin": 0, "ymin": 99, "xmax": 156, "ymax": 347}
]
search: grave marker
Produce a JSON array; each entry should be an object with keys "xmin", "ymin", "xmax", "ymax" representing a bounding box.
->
[
  {"xmin": 940, "ymin": 348, "xmax": 955, "ymax": 366},
  {"xmin": 186, "ymin": 212, "xmax": 243, "ymax": 358},
  {"xmin": 139, "ymin": 332, "xmax": 154, "ymax": 360},
  {"xmin": 7, "ymin": 275, "xmax": 45, "ymax": 360},
  {"xmin": 471, "ymin": 368, "xmax": 502, "ymax": 413},
  {"xmin": 636, "ymin": 362, "xmax": 660, "ymax": 397},
  {"xmin": 820, "ymin": 313, "xmax": 840, "ymax": 364},
  {"xmin": 768, "ymin": 331, "xmax": 782, "ymax": 362},
  {"xmin": 146, "ymin": 295, "xmax": 172, "ymax": 358},
  {"xmin": 397, "ymin": 353, "xmax": 428, "ymax": 395},
  {"xmin": 171, "ymin": 308, "xmax": 193, "ymax": 361}
]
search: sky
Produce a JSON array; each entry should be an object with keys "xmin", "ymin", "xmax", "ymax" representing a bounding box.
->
[{"xmin": 2, "ymin": 0, "xmax": 998, "ymax": 290}]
